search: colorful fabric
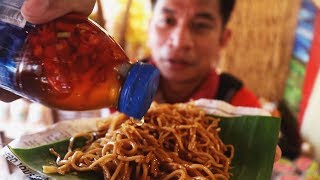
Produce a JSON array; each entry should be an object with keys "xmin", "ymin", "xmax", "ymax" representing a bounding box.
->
[{"xmin": 272, "ymin": 156, "xmax": 320, "ymax": 179}]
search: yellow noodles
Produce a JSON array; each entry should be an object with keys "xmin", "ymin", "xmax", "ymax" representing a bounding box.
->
[{"xmin": 43, "ymin": 102, "xmax": 234, "ymax": 179}]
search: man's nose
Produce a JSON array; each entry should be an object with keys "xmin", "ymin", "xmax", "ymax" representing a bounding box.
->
[{"xmin": 169, "ymin": 25, "xmax": 194, "ymax": 50}]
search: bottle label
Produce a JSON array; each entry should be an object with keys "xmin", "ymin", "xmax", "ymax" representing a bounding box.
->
[{"xmin": 0, "ymin": 0, "xmax": 26, "ymax": 28}]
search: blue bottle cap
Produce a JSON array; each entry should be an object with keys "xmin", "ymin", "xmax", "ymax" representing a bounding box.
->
[{"xmin": 118, "ymin": 62, "xmax": 160, "ymax": 119}]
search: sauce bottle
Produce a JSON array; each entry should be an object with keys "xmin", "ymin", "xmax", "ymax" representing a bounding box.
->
[{"xmin": 0, "ymin": 1, "xmax": 160, "ymax": 119}]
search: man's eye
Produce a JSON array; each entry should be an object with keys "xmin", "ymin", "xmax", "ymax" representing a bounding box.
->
[
  {"xmin": 159, "ymin": 17, "xmax": 176, "ymax": 26},
  {"xmin": 192, "ymin": 22, "xmax": 213, "ymax": 31}
]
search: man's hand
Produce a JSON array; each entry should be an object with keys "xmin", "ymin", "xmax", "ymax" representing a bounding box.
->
[
  {"xmin": 275, "ymin": 145, "xmax": 282, "ymax": 162},
  {"xmin": 21, "ymin": 0, "xmax": 96, "ymax": 24}
]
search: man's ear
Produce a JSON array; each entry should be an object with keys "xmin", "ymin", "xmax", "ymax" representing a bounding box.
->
[{"xmin": 219, "ymin": 28, "xmax": 232, "ymax": 49}]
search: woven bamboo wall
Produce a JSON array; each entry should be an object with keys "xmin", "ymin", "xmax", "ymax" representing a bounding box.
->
[{"xmin": 219, "ymin": 0, "xmax": 301, "ymax": 101}]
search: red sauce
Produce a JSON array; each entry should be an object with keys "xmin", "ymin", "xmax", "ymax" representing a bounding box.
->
[{"xmin": 17, "ymin": 14, "xmax": 131, "ymax": 110}]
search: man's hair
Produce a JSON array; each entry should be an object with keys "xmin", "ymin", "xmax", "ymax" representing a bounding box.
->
[{"xmin": 150, "ymin": 0, "xmax": 236, "ymax": 25}]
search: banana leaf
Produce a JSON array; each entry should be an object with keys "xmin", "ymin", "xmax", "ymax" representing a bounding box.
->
[{"xmin": 9, "ymin": 115, "xmax": 280, "ymax": 180}]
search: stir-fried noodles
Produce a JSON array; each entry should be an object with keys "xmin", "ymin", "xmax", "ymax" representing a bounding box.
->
[{"xmin": 43, "ymin": 102, "xmax": 234, "ymax": 179}]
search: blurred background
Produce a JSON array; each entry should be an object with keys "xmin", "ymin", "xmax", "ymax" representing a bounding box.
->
[{"xmin": 1, "ymin": 0, "xmax": 320, "ymax": 178}]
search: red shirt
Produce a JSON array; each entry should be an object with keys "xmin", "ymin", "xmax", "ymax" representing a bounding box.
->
[
  {"xmin": 190, "ymin": 69, "xmax": 261, "ymax": 108},
  {"xmin": 142, "ymin": 58, "xmax": 261, "ymax": 108}
]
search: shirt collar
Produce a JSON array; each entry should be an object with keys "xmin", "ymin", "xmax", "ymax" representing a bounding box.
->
[
  {"xmin": 189, "ymin": 68, "xmax": 219, "ymax": 101},
  {"xmin": 154, "ymin": 68, "xmax": 219, "ymax": 103},
  {"xmin": 146, "ymin": 58, "xmax": 219, "ymax": 102}
]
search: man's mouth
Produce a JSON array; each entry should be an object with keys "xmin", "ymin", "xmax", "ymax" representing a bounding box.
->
[{"xmin": 164, "ymin": 59, "xmax": 192, "ymax": 70}]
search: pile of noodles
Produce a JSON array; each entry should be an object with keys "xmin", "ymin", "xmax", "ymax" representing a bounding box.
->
[{"xmin": 43, "ymin": 102, "xmax": 234, "ymax": 179}]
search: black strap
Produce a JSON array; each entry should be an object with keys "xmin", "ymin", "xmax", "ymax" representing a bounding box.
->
[{"xmin": 215, "ymin": 73, "xmax": 243, "ymax": 103}]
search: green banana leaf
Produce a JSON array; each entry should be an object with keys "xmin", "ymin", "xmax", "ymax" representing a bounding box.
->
[{"xmin": 9, "ymin": 115, "xmax": 280, "ymax": 180}]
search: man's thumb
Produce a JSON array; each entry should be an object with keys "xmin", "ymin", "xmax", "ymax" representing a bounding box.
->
[{"xmin": 21, "ymin": 0, "xmax": 96, "ymax": 24}]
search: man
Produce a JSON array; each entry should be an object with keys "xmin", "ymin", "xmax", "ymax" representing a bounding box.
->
[
  {"xmin": 146, "ymin": 0, "xmax": 260, "ymax": 107},
  {"xmin": 0, "ymin": 0, "xmax": 280, "ymax": 160}
]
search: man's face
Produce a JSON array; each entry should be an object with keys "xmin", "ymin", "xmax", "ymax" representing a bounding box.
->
[{"xmin": 148, "ymin": 0, "xmax": 229, "ymax": 83}]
